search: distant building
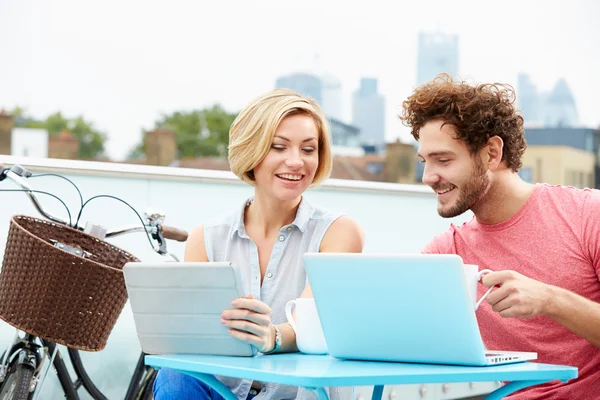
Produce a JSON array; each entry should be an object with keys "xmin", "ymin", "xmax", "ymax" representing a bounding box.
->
[
  {"xmin": 517, "ymin": 73, "xmax": 541, "ymax": 124},
  {"xmin": 145, "ymin": 128, "xmax": 177, "ymax": 167},
  {"xmin": 352, "ymin": 78, "xmax": 385, "ymax": 150},
  {"xmin": 321, "ymin": 74, "xmax": 343, "ymax": 121},
  {"xmin": 384, "ymin": 139, "xmax": 417, "ymax": 184},
  {"xmin": 49, "ymin": 131, "xmax": 79, "ymax": 160},
  {"xmin": 11, "ymin": 128, "xmax": 49, "ymax": 158},
  {"xmin": 275, "ymin": 73, "xmax": 323, "ymax": 105},
  {"xmin": 517, "ymin": 75, "xmax": 579, "ymax": 127},
  {"xmin": 329, "ymin": 118, "xmax": 360, "ymax": 148},
  {"xmin": 542, "ymin": 78, "xmax": 578, "ymax": 127},
  {"xmin": 0, "ymin": 111, "xmax": 14, "ymax": 155},
  {"xmin": 520, "ymin": 127, "xmax": 598, "ymax": 188},
  {"xmin": 417, "ymin": 32, "xmax": 459, "ymax": 86}
]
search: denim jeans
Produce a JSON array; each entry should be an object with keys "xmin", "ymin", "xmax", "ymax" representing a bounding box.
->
[{"xmin": 153, "ymin": 368, "xmax": 258, "ymax": 400}]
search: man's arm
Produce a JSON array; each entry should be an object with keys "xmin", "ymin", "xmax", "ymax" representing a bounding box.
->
[
  {"xmin": 545, "ymin": 285, "xmax": 600, "ymax": 348},
  {"xmin": 482, "ymin": 271, "xmax": 600, "ymax": 348},
  {"xmin": 481, "ymin": 189, "xmax": 600, "ymax": 348}
]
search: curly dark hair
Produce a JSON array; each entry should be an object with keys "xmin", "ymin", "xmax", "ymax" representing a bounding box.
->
[{"xmin": 399, "ymin": 73, "xmax": 526, "ymax": 171}]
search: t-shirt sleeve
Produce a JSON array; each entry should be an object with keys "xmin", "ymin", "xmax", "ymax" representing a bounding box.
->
[
  {"xmin": 422, "ymin": 239, "xmax": 441, "ymax": 254},
  {"xmin": 582, "ymin": 189, "xmax": 600, "ymax": 279},
  {"xmin": 421, "ymin": 228, "xmax": 455, "ymax": 254}
]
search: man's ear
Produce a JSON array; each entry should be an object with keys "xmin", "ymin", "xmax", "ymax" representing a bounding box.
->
[{"xmin": 485, "ymin": 136, "xmax": 504, "ymax": 170}]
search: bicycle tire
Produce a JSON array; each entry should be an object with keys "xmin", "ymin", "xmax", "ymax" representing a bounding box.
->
[
  {"xmin": 67, "ymin": 348, "xmax": 107, "ymax": 400},
  {"xmin": 0, "ymin": 361, "xmax": 34, "ymax": 400}
]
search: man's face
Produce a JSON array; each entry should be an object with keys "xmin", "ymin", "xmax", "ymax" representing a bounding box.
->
[{"xmin": 417, "ymin": 120, "xmax": 489, "ymax": 218}]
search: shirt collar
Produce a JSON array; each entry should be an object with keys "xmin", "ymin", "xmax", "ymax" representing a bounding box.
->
[{"xmin": 230, "ymin": 196, "xmax": 313, "ymax": 239}]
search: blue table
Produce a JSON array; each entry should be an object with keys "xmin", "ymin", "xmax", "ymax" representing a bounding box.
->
[{"xmin": 145, "ymin": 353, "xmax": 577, "ymax": 400}]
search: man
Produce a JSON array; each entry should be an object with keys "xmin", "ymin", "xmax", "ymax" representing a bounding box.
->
[{"xmin": 400, "ymin": 74, "xmax": 600, "ymax": 399}]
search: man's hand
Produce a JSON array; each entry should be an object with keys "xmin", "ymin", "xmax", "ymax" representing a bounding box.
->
[
  {"xmin": 221, "ymin": 295, "xmax": 275, "ymax": 352},
  {"xmin": 481, "ymin": 270, "xmax": 554, "ymax": 318}
]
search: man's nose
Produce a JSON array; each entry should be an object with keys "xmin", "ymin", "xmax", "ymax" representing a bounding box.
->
[{"xmin": 421, "ymin": 164, "xmax": 440, "ymax": 186}]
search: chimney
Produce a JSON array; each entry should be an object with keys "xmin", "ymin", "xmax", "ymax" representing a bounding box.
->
[
  {"xmin": 384, "ymin": 139, "xmax": 417, "ymax": 183},
  {"xmin": 49, "ymin": 130, "xmax": 80, "ymax": 160},
  {"xmin": 145, "ymin": 128, "xmax": 177, "ymax": 166},
  {"xmin": 0, "ymin": 110, "xmax": 14, "ymax": 155}
]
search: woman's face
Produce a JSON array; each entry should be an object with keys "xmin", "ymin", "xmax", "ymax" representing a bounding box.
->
[{"xmin": 252, "ymin": 114, "xmax": 320, "ymax": 201}]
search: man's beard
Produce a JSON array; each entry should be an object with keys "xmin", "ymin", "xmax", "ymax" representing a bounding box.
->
[{"xmin": 436, "ymin": 159, "xmax": 489, "ymax": 218}]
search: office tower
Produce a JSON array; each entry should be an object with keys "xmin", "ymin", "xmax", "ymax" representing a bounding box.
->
[
  {"xmin": 416, "ymin": 32, "xmax": 459, "ymax": 86},
  {"xmin": 275, "ymin": 73, "xmax": 323, "ymax": 105},
  {"xmin": 352, "ymin": 78, "xmax": 385, "ymax": 149}
]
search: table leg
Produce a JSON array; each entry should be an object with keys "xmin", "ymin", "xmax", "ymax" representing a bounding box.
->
[
  {"xmin": 306, "ymin": 387, "xmax": 330, "ymax": 400},
  {"xmin": 484, "ymin": 380, "xmax": 550, "ymax": 400},
  {"xmin": 178, "ymin": 371, "xmax": 239, "ymax": 400},
  {"xmin": 371, "ymin": 385, "xmax": 384, "ymax": 400}
]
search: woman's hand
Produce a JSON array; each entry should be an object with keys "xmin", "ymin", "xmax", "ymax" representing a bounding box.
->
[{"xmin": 221, "ymin": 295, "xmax": 275, "ymax": 353}]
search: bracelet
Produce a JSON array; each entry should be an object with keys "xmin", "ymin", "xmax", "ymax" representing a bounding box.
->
[{"xmin": 262, "ymin": 324, "xmax": 281, "ymax": 354}]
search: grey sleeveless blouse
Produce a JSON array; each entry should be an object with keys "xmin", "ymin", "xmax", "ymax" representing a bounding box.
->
[{"xmin": 204, "ymin": 196, "xmax": 348, "ymax": 400}]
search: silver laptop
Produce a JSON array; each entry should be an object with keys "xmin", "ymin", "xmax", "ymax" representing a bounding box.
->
[
  {"xmin": 123, "ymin": 261, "xmax": 257, "ymax": 356},
  {"xmin": 303, "ymin": 253, "xmax": 537, "ymax": 366}
]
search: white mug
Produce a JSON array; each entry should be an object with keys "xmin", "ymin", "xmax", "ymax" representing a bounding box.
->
[
  {"xmin": 284, "ymin": 298, "xmax": 328, "ymax": 355},
  {"xmin": 463, "ymin": 264, "xmax": 494, "ymax": 310}
]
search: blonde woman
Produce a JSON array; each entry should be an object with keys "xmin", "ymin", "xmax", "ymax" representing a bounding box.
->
[{"xmin": 153, "ymin": 89, "xmax": 364, "ymax": 400}]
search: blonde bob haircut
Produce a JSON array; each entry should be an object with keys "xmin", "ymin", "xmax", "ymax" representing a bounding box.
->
[{"xmin": 228, "ymin": 88, "xmax": 332, "ymax": 186}]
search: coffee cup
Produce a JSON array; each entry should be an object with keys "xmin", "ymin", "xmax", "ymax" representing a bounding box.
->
[
  {"xmin": 284, "ymin": 298, "xmax": 328, "ymax": 355},
  {"xmin": 463, "ymin": 264, "xmax": 493, "ymax": 310}
]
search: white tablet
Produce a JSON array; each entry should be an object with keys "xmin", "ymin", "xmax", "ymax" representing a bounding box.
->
[{"xmin": 123, "ymin": 261, "xmax": 258, "ymax": 357}]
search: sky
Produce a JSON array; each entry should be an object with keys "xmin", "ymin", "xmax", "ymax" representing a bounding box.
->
[{"xmin": 1, "ymin": 0, "xmax": 599, "ymax": 160}]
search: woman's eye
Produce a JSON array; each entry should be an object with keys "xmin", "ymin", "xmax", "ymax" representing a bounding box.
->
[
  {"xmin": 271, "ymin": 145, "xmax": 285, "ymax": 151},
  {"xmin": 303, "ymin": 147, "xmax": 316, "ymax": 153}
]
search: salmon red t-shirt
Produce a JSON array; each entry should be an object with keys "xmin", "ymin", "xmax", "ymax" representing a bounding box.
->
[{"xmin": 424, "ymin": 184, "xmax": 600, "ymax": 399}]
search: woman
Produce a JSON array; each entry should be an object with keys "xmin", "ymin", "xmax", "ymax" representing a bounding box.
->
[{"xmin": 153, "ymin": 88, "xmax": 364, "ymax": 399}]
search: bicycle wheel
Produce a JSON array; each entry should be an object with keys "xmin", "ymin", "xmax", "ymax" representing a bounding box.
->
[{"xmin": 0, "ymin": 360, "xmax": 34, "ymax": 400}]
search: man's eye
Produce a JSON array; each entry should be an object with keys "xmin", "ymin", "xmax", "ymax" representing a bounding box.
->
[{"xmin": 439, "ymin": 159, "xmax": 450, "ymax": 164}]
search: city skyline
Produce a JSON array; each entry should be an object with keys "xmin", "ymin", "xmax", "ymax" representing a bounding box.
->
[{"xmin": 1, "ymin": 0, "xmax": 598, "ymax": 160}]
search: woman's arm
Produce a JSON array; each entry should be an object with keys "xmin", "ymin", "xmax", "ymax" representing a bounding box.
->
[
  {"xmin": 300, "ymin": 216, "xmax": 365, "ymax": 298},
  {"xmin": 184, "ymin": 225, "xmax": 208, "ymax": 262}
]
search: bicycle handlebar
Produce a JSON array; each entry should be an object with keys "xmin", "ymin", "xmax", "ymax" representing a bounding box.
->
[
  {"xmin": 2, "ymin": 166, "xmax": 70, "ymax": 225},
  {"xmin": 161, "ymin": 225, "xmax": 188, "ymax": 242},
  {"xmin": 0, "ymin": 164, "xmax": 188, "ymax": 248}
]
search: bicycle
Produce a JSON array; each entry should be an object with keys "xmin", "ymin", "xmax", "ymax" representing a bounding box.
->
[{"xmin": 0, "ymin": 163, "xmax": 188, "ymax": 400}]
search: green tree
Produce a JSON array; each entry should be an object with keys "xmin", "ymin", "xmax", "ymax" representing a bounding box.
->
[
  {"xmin": 69, "ymin": 116, "xmax": 106, "ymax": 159},
  {"xmin": 11, "ymin": 108, "xmax": 107, "ymax": 159},
  {"xmin": 129, "ymin": 105, "xmax": 237, "ymax": 159}
]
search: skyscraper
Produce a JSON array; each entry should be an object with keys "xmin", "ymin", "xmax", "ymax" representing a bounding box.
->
[
  {"xmin": 517, "ymin": 73, "xmax": 541, "ymax": 125},
  {"xmin": 416, "ymin": 32, "xmax": 459, "ymax": 86},
  {"xmin": 321, "ymin": 73, "xmax": 343, "ymax": 121},
  {"xmin": 543, "ymin": 78, "xmax": 579, "ymax": 127},
  {"xmin": 275, "ymin": 73, "xmax": 323, "ymax": 105},
  {"xmin": 517, "ymin": 74, "xmax": 579, "ymax": 127},
  {"xmin": 352, "ymin": 78, "xmax": 385, "ymax": 149}
]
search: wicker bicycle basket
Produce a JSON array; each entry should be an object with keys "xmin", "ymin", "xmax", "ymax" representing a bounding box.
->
[{"xmin": 0, "ymin": 215, "xmax": 140, "ymax": 351}]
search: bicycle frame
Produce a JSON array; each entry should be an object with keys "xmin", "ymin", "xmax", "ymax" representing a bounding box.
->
[{"xmin": 0, "ymin": 163, "xmax": 186, "ymax": 400}]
